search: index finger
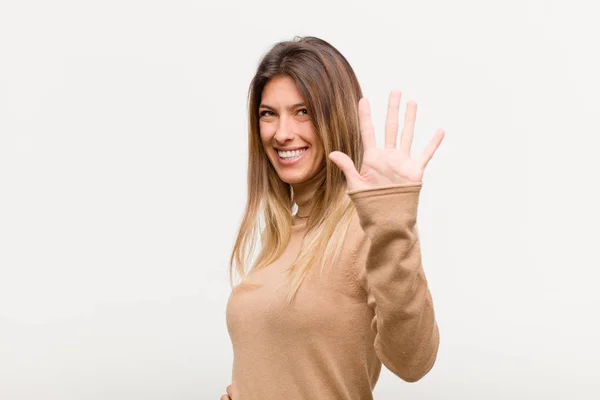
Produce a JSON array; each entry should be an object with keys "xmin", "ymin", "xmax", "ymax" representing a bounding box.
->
[{"xmin": 358, "ymin": 97, "xmax": 377, "ymax": 150}]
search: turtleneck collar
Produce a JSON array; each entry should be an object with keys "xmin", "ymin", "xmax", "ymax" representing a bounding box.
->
[{"xmin": 291, "ymin": 165, "xmax": 326, "ymax": 219}]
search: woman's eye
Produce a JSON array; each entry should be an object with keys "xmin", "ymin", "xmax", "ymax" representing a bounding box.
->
[
  {"xmin": 298, "ymin": 108, "xmax": 308, "ymax": 115},
  {"xmin": 259, "ymin": 110, "xmax": 274, "ymax": 117}
]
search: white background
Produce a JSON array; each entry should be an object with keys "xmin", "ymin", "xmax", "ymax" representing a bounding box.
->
[{"xmin": 1, "ymin": 0, "xmax": 599, "ymax": 399}]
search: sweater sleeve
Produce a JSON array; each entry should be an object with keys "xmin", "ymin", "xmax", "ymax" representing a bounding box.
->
[{"xmin": 347, "ymin": 182, "xmax": 440, "ymax": 383}]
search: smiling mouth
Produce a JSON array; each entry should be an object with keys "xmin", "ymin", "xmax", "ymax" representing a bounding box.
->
[
  {"xmin": 277, "ymin": 147, "xmax": 308, "ymax": 159},
  {"xmin": 275, "ymin": 147, "xmax": 309, "ymax": 165}
]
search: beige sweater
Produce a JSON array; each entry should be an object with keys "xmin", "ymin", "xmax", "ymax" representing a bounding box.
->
[{"xmin": 226, "ymin": 182, "xmax": 439, "ymax": 399}]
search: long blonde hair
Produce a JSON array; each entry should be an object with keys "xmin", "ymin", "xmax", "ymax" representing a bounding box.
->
[{"xmin": 229, "ymin": 36, "xmax": 365, "ymax": 305}]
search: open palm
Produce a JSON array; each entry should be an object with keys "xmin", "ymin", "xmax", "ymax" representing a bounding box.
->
[{"xmin": 329, "ymin": 90, "xmax": 445, "ymax": 192}]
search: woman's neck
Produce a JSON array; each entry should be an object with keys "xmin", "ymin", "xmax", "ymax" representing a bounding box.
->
[{"xmin": 291, "ymin": 166, "xmax": 326, "ymax": 218}]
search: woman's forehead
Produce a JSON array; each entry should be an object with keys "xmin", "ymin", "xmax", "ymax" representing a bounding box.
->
[{"xmin": 261, "ymin": 76, "xmax": 305, "ymax": 107}]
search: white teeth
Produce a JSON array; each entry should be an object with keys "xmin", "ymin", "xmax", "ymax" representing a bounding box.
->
[{"xmin": 278, "ymin": 148, "xmax": 307, "ymax": 159}]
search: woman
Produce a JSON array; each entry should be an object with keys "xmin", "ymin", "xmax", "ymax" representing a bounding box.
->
[{"xmin": 222, "ymin": 36, "xmax": 444, "ymax": 400}]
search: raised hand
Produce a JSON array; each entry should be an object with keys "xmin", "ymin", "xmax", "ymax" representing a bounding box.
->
[{"xmin": 329, "ymin": 90, "xmax": 444, "ymax": 192}]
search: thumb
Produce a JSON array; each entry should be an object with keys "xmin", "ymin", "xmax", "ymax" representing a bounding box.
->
[{"xmin": 328, "ymin": 151, "xmax": 361, "ymax": 183}]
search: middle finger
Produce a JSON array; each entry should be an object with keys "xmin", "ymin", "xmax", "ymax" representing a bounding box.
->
[{"xmin": 384, "ymin": 90, "xmax": 402, "ymax": 149}]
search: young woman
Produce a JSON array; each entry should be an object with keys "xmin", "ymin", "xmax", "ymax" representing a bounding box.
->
[{"xmin": 221, "ymin": 36, "xmax": 445, "ymax": 400}]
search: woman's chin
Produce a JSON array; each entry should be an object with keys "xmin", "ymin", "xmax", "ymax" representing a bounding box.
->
[{"xmin": 277, "ymin": 170, "xmax": 312, "ymax": 184}]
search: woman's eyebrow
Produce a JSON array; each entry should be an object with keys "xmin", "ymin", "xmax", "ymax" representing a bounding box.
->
[{"xmin": 259, "ymin": 102, "xmax": 306, "ymax": 111}]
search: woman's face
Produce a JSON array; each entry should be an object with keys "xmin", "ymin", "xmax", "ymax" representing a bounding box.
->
[{"xmin": 258, "ymin": 75, "xmax": 325, "ymax": 185}]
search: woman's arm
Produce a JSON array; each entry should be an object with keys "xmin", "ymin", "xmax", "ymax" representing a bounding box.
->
[{"xmin": 348, "ymin": 182, "xmax": 439, "ymax": 382}]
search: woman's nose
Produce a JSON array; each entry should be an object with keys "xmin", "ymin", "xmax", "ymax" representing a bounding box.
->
[{"xmin": 274, "ymin": 117, "xmax": 295, "ymax": 142}]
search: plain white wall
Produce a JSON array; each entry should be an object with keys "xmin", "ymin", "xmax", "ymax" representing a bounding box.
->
[{"xmin": 1, "ymin": 0, "xmax": 599, "ymax": 399}]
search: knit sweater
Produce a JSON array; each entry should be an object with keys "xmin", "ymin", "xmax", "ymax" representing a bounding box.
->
[{"xmin": 225, "ymin": 182, "xmax": 439, "ymax": 399}]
